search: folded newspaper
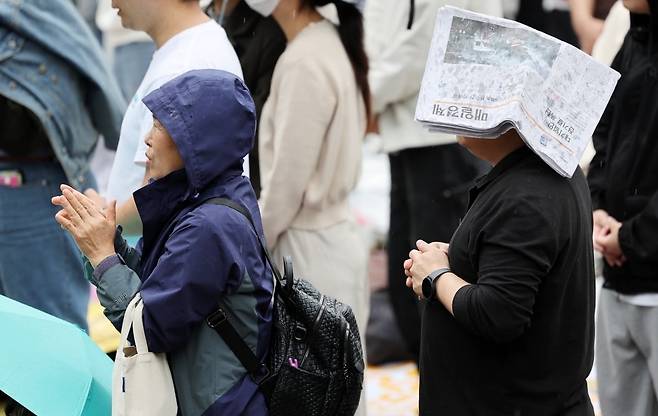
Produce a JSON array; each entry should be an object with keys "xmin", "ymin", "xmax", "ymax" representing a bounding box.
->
[{"xmin": 415, "ymin": 6, "xmax": 620, "ymax": 177}]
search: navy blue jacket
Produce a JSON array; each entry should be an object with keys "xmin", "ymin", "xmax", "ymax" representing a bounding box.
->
[{"xmin": 90, "ymin": 70, "xmax": 272, "ymax": 415}]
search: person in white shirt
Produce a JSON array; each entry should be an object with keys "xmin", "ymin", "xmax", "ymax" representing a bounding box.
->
[
  {"xmin": 364, "ymin": 0, "xmax": 502, "ymax": 362},
  {"xmin": 96, "ymin": 0, "xmax": 155, "ymax": 99},
  {"xmin": 85, "ymin": 0, "xmax": 243, "ymax": 233},
  {"xmin": 89, "ymin": 0, "xmax": 154, "ymax": 195}
]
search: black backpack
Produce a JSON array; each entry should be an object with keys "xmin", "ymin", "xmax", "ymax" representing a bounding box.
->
[{"xmin": 203, "ymin": 198, "xmax": 365, "ymax": 416}]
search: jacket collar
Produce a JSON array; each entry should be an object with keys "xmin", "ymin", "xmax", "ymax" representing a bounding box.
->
[
  {"xmin": 468, "ymin": 146, "xmax": 535, "ymax": 207},
  {"xmin": 134, "ymin": 167, "xmax": 244, "ymax": 262},
  {"xmin": 631, "ymin": 0, "xmax": 658, "ymax": 53},
  {"xmin": 134, "ymin": 169, "xmax": 191, "ymax": 255},
  {"xmin": 629, "ymin": 13, "xmax": 652, "ymax": 44},
  {"xmin": 474, "ymin": 146, "xmax": 534, "ymax": 190}
]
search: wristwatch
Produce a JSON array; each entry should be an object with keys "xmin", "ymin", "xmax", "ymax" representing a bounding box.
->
[{"xmin": 422, "ymin": 268, "xmax": 451, "ymax": 300}]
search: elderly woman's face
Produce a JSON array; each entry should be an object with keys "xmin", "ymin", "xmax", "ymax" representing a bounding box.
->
[{"xmin": 144, "ymin": 118, "xmax": 184, "ymax": 181}]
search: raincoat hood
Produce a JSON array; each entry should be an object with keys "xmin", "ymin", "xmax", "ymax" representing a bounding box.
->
[
  {"xmin": 143, "ymin": 69, "xmax": 256, "ymax": 194},
  {"xmin": 136, "ymin": 70, "xmax": 257, "ymax": 256}
]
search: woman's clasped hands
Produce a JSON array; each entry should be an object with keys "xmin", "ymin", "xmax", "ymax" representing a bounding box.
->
[
  {"xmin": 51, "ymin": 184, "xmax": 116, "ymax": 267},
  {"xmin": 404, "ymin": 240, "xmax": 450, "ymax": 298}
]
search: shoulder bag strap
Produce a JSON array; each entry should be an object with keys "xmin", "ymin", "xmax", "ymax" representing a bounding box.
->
[{"xmin": 203, "ymin": 197, "xmax": 285, "ymax": 385}]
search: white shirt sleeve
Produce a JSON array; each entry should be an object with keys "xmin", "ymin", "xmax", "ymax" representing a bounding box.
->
[
  {"xmin": 132, "ymin": 108, "xmax": 152, "ymax": 166},
  {"xmin": 366, "ymin": 0, "xmax": 439, "ymax": 115}
]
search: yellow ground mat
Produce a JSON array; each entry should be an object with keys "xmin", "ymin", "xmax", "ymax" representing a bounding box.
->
[{"xmin": 365, "ymin": 361, "xmax": 601, "ymax": 416}]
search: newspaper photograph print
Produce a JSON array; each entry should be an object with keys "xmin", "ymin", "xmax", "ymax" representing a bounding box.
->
[
  {"xmin": 444, "ymin": 17, "xmax": 560, "ymax": 79},
  {"xmin": 415, "ymin": 7, "xmax": 620, "ymax": 177}
]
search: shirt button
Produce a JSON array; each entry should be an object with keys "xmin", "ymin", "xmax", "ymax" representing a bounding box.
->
[
  {"xmin": 38, "ymin": 64, "xmax": 47, "ymax": 75},
  {"xmin": 8, "ymin": 39, "xmax": 16, "ymax": 49}
]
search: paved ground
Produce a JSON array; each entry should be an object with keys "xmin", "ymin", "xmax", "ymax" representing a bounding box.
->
[{"xmin": 366, "ymin": 361, "xmax": 601, "ymax": 416}]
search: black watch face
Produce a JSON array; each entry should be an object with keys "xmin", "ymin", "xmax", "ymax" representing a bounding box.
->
[{"xmin": 422, "ymin": 276, "xmax": 433, "ymax": 299}]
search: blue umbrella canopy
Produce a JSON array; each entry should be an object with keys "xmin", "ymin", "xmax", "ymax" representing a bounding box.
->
[{"xmin": 0, "ymin": 295, "xmax": 112, "ymax": 416}]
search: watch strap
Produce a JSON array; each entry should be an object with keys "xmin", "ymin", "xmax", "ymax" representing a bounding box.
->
[{"xmin": 426, "ymin": 267, "xmax": 451, "ymax": 300}]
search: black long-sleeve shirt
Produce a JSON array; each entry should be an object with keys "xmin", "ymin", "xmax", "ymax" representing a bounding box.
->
[
  {"xmin": 420, "ymin": 147, "xmax": 595, "ymax": 416},
  {"xmin": 587, "ymin": 9, "xmax": 658, "ymax": 294}
]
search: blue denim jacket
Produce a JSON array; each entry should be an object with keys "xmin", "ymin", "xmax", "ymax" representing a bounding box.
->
[{"xmin": 0, "ymin": 0, "xmax": 125, "ymax": 189}]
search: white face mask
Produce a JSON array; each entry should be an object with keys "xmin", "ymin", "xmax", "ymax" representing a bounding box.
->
[{"xmin": 244, "ymin": 0, "xmax": 281, "ymax": 16}]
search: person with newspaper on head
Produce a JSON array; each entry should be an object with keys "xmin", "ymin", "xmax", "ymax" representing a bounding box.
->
[{"xmin": 406, "ymin": 7, "xmax": 620, "ymax": 415}]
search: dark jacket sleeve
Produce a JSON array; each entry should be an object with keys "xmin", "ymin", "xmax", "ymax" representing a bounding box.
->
[
  {"xmin": 588, "ymin": 98, "xmax": 613, "ymax": 211},
  {"xmin": 452, "ymin": 198, "xmax": 559, "ymax": 344},
  {"xmin": 140, "ymin": 209, "xmax": 246, "ymax": 353},
  {"xmin": 83, "ymin": 229, "xmax": 143, "ymax": 330},
  {"xmin": 619, "ymin": 190, "xmax": 658, "ymax": 263},
  {"xmin": 93, "ymin": 264, "xmax": 141, "ymax": 330},
  {"xmin": 251, "ymin": 24, "xmax": 285, "ymax": 118},
  {"xmin": 114, "ymin": 226, "xmax": 142, "ymax": 273},
  {"xmin": 587, "ymin": 42, "xmax": 626, "ymax": 211}
]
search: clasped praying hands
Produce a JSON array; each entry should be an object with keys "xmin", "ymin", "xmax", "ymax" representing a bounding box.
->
[
  {"xmin": 593, "ymin": 209, "xmax": 626, "ymax": 267},
  {"xmin": 404, "ymin": 240, "xmax": 450, "ymax": 298},
  {"xmin": 51, "ymin": 184, "xmax": 117, "ymax": 268}
]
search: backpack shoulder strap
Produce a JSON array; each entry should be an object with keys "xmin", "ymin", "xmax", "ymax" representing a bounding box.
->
[
  {"xmin": 205, "ymin": 198, "xmax": 284, "ymax": 283},
  {"xmin": 206, "ymin": 304, "xmax": 269, "ymax": 384},
  {"xmin": 203, "ymin": 197, "xmax": 276, "ymax": 385}
]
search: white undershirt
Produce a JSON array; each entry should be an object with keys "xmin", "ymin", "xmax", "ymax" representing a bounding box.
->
[
  {"xmin": 542, "ymin": 0, "xmax": 569, "ymax": 12},
  {"xmin": 618, "ymin": 293, "xmax": 658, "ymax": 307}
]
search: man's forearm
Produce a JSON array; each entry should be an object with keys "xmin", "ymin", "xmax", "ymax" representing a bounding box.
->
[
  {"xmin": 116, "ymin": 196, "xmax": 142, "ymax": 235},
  {"xmin": 569, "ymin": 0, "xmax": 604, "ymax": 53},
  {"xmin": 569, "ymin": 0, "xmax": 596, "ymax": 24},
  {"xmin": 116, "ymin": 170, "xmax": 147, "ymax": 235}
]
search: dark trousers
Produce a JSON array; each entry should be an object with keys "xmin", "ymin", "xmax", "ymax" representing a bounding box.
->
[{"xmin": 387, "ymin": 143, "xmax": 484, "ymax": 361}]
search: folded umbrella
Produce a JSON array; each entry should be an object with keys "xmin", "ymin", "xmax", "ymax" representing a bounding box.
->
[{"xmin": 0, "ymin": 295, "xmax": 112, "ymax": 416}]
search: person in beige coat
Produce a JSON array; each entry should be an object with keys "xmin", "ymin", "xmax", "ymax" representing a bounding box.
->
[{"xmin": 250, "ymin": 0, "xmax": 370, "ymax": 410}]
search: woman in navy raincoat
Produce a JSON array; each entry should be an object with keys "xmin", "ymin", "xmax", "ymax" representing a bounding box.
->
[{"xmin": 52, "ymin": 69, "xmax": 273, "ymax": 415}]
